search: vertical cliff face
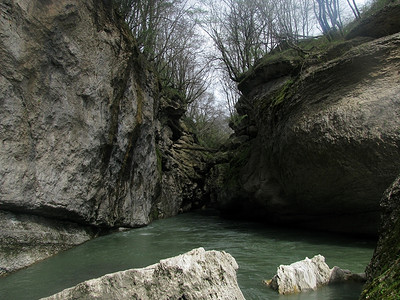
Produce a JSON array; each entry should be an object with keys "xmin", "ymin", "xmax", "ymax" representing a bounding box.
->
[
  {"xmin": 0, "ymin": 0, "xmax": 208, "ymax": 275},
  {"xmin": 0, "ymin": 0, "xmax": 157, "ymax": 227},
  {"xmin": 360, "ymin": 175, "xmax": 400, "ymax": 299},
  {"xmin": 216, "ymin": 26, "xmax": 400, "ymax": 234}
]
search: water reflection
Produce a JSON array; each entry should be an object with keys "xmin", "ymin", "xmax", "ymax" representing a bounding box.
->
[{"xmin": 0, "ymin": 210, "xmax": 375, "ymax": 300}]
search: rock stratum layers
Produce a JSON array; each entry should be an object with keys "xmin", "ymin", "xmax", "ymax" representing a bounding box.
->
[
  {"xmin": 40, "ymin": 248, "xmax": 245, "ymax": 300},
  {"xmin": 0, "ymin": 0, "xmax": 208, "ymax": 274},
  {"xmin": 218, "ymin": 29, "xmax": 400, "ymax": 235}
]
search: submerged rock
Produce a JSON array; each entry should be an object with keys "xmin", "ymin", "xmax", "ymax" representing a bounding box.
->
[
  {"xmin": 40, "ymin": 248, "xmax": 245, "ymax": 300},
  {"xmin": 266, "ymin": 255, "xmax": 365, "ymax": 295}
]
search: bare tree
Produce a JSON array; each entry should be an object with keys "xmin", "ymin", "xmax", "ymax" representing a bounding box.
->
[
  {"xmin": 313, "ymin": 0, "xmax": 344, "ymax": 40},
  {"xmin": 186, "ymin": 92, "xmax": 231, "ymax": 147},
  {"xmin": 346, "ymin": 0, "xmax": 361, "ymax": 18},
  {"xmin": 200, "ymin": 0, "xmax": 271, "ymax": 82},
  {"xmin": 116, "ymin": 0, "xmax": 210, "ymax": 104}
]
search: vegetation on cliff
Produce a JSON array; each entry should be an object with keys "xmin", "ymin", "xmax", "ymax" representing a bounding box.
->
[{"xmin": 360, "ymin": 176, "xmax": 400, "ymax": 299}]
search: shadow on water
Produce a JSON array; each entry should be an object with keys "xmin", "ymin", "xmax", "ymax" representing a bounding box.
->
[{"xmin": 0, "ymin": 210, "xmax": 375, "ymax": 300}]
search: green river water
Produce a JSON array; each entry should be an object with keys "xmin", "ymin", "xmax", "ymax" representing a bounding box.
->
[{"xmin": 0, "ymin": 210, "xmax": 375, "ymax": 300}]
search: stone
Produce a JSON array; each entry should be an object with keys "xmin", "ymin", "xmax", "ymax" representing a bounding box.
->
[
  {"xmin": 40, "ymin": 248, "xmax": 245, "ymax": 300},
  {"xmin": 266, "ymin": 255, "xmax": 332, "ymax": 294},
  {"xmin": 346, "ymin": 2, "xmax": 400, "ymax": 40},
  {"xmin": 0, "ymin": 0, "xmax": 210, "ymax": 273},
  {"xmin": 266, "ymin": 255, "xmax": 366, "ymax": 295},
  {"xmin": 217, "ymin": 32, "xmax": 400, "ymax": 235},
  {"xmin": 0, "ymin": 210, "xmax": 96, "ymax": 276},
  {"xmin": 360, "ymin": 175, "xmax": 400, "ymax": 299}
]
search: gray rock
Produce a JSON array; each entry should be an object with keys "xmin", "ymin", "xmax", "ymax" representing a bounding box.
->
[
  {"xmin": 40, "ymin": 248, "xmax": 245, "ymax": 300},
  {"xmin": 0, "ymin": 210, "xmax": 96, "ymax": 276},
  {"xmin": 0, "ymin": 0, "xmax": 210, "ymax": 273},
  {"xmin": 266, "ymin": 255, "xmax": 366, "ymax": 295},
  {"xmin": 361, "ymin": 174, "xmax": 400, "ymax": 299},
  {"xmin": 266, "ymin": 255, "xmax": 332, "ymax": 294},
  {"xmin": 0, "ymin": 0, "xmax": 158, "ymax": 228},
  {"xmin": 329, "ymin": 266, "xmax": 366, "ymax": 283},
  {"xmin": 218, "ymin": 32, "xmax": 400, "ymax": 235}
]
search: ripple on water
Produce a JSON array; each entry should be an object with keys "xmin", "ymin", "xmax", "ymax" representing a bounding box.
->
[{"xmin": 0, "ymin": 210, "xmax": 375, "ymax": 300}]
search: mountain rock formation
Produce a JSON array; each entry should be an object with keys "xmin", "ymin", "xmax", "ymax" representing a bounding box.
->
[
  {"xmin": 216, "ymin": 21, "xmax": 400, "ymax": 235},
  {"xmin": 360, "ymin": 175, "xmax": 400, "ymax": 299},
  {"xmin": 0, "ymin": 0, "xmax": 208, "ymax": 275}
]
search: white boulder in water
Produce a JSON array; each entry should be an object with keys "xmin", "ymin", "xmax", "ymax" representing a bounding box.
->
[
  {"xmin": 40, "ymin": 248, "xmax": 245, "ymax": 300},
  {"xmin": 265, "ymin": 254, "xmax": 365, "ymax": 295}
]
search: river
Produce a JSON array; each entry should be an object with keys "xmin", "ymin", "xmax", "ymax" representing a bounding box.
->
[{"xmin": 0, "ymin": 210, "xmax": 375, "ymax": 300}]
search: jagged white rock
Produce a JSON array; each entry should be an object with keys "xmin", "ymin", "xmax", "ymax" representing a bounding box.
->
[
  {"xmin": 40, "ymin": 248, "xmax": 246, "ymax": 300},
  {"xmin": 265, "ymin": 254, "xmax": 365, "ymax": 295}
]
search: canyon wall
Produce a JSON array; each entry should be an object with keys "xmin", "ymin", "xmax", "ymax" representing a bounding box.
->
[
  {"xmin": 0, "ymin": 0, "xmax": 207, "ymax": 275},
  {"xmin": 216, "ymin": 9, "xmax": 400, "ymax": 235}
]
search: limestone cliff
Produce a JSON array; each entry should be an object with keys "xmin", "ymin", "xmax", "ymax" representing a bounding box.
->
[
  {"xmin": 217, "ymin": 11, "xmax": 400, "ymax": 235},
  {"xmin": 0, "ymin": 0, "xmax": 208, "ymax": 275},
  {"xmin": 360, "ymin": 175, "xmax": 400, "ymax": 299}
]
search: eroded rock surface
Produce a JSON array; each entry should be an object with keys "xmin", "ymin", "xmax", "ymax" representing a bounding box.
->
[
  {"xmin": 217, "ymin": 31, "xmax": 400, "ymax": 235},
  {"xmin": 0, "ymin": 0, "xmax": 210, "ymax": 274},
  {"xmin": 0, "ymin": 210, "xmax": 96, "ymax": 276},
  {"xmin": 40, "ymin": 248, "xmax": 245, "ymax": 300},
  {"xmin": 266, "ymin": 255, "xmax": 365, "ymax": 295},
  {"xmin": 360, "ymin": 175, "xmax": 400, "ymax": 299}
]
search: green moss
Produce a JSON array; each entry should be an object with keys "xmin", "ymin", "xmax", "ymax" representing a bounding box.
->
[
  {"xmin": 155, "ymin": 146, "xmax": 163, "ymax": 176},
  {"xmin": 272, "ymin": 79, "xmax": 294, "ymax": 106},
  {"xmin": 224, "ymin": 144, "xmax": 251, "ymax": 188},
  {"xmin": 361, "ymin": 189, "xmax": 400, "ymax": 299},
  {"xmin": 361, "ymin": 260, "xmax": 400, "ymax": 299}
]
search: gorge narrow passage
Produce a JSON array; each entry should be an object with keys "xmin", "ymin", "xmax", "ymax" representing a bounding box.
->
[{"xmin": 0, "ymin": 210, "xmax": 375, "ymax": 300}]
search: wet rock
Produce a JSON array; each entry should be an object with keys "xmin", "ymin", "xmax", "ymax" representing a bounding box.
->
[
  {"xmin": 266, "ymin": 255, "xmax": 332, "ymax": 294},
  {"xmin": 265, "ymin": 255, "xmax": 366, "ymax": 295},
  {"xmin": 0, "ymin": 210, "xmax": 96, "ymax": 276},
  {"xmin": 40, "ymin": 248, "xmax": 245, "ymax": 300}
]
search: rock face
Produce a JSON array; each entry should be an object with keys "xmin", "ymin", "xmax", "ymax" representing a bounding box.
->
[
  {"xmin": 0, "ymin": 0, "xmax": 209, "ymax": 274},
  {"xmin": 217, "ymin": 30, "xmax": 400, "ymax": 235},
  {"xmin": 360, "ymin": 175, "xmax": 400, "ymax": 299},
  {"xmin": 266, "ymin": 255, "xmax": 365, "ymax": 295},
  {"xmin": 0, "ymin": 210, "xmax": 96, "ymax": 276},
  {"xmin": 40, "ymin": 248, "xmax": 245, "ymax": 300}
]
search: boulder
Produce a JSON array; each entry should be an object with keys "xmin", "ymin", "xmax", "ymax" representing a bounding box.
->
[
  {"xmin": 40, "ymin": 248, "xmax": 245, "ymax": 300},
  {"xmin": 266, "ymin": 255, "xmax": 365, "ymax": 295}
]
